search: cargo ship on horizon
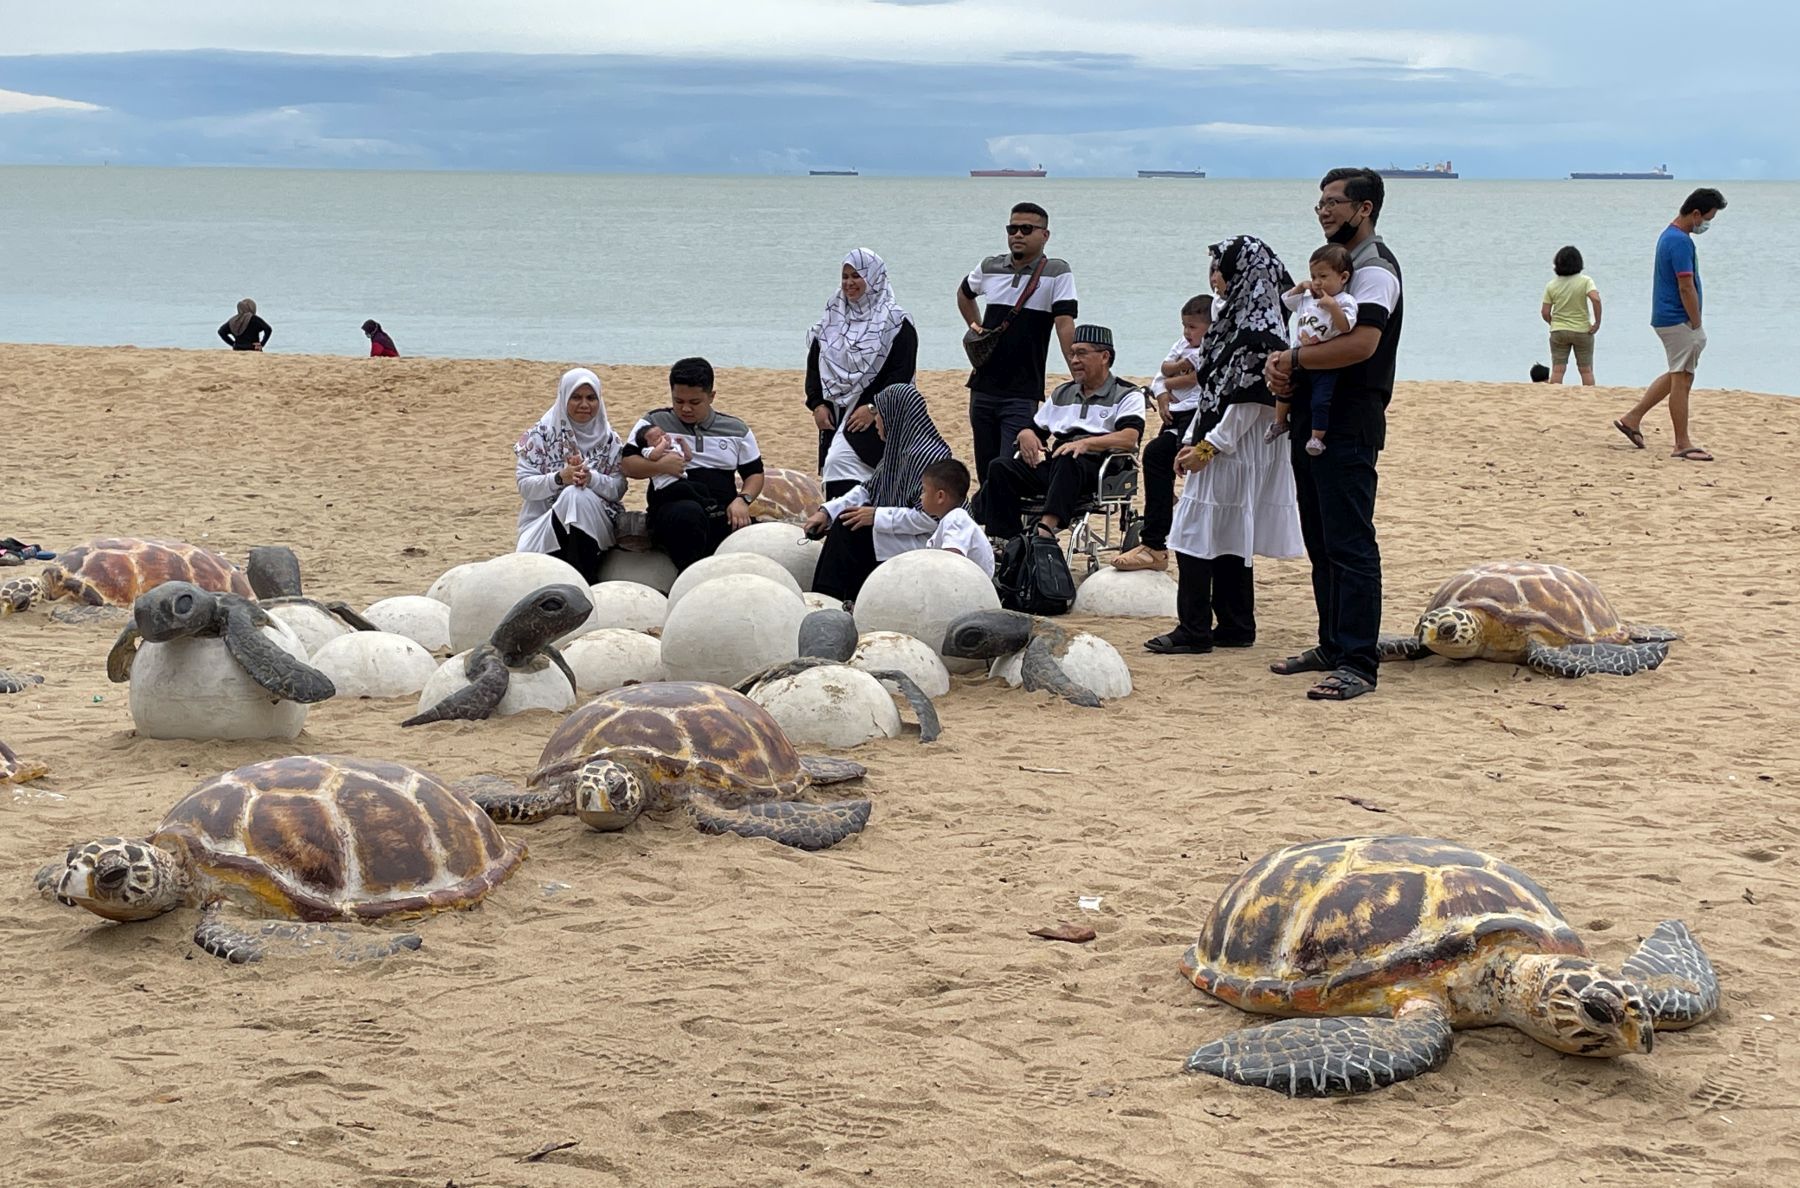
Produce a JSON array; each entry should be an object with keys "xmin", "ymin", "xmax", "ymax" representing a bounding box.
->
[
  {"xmin": 971, "ymin": 165, "xmax": 1047, "ymax": 178},
  {"xmin": 1570, "ymin": 164, "xmax": 1673, "ymax": 180},
  {"xmin": 808, "ymin": 168, "xmax": 859, "ymax": 176},
  {"xmin": 1137, "ymin": 168, "xmax": 1207, "ymax": 179},
  {"xmin": 1377, "ymin": 161, "xmax": 1458, "ymax": 179}
]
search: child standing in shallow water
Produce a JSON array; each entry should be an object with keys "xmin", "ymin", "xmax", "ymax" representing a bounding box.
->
[{"xmin": 1271, "ymin": 244, "xmax": 1357, "ymax": 455}]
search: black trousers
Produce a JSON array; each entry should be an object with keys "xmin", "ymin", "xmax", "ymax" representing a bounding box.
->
[
  {"xmin": 812, "ymin": 519, "xmax": 879, "ymax": 601},
  {"xmin": 648, "ymin": 495, "xmax": 732, "ymax": 574},
  {"xmin": 968, "ymin": 389, "xmax": 1040, "ymax": 516},
  {"xmin": 823, "ymin": 479, "xmax": 861, "ymax": 500},
  {"xmin": 549, "ymin": 517, "xmax": 606, "ymax": 584},
  {"xmin": 981, "ymin": 452, "xmax": 1103, "ymax": 539},
  {"xmin": 1291, "ymin": 437, "xmax": 1383, "ymax": 682},
  {"xmin": 1174, "ymin": 551, "xmax": 1255, "ymax": 646},
  {"xmin": 1141, "ymin": 409, "xmax": 1196, "ymax": 551}
]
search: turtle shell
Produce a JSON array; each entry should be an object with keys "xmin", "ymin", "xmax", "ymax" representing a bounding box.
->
[
  {"xmin": 529, "ymin": 681, "xmax": 808, "ymax": 806},
  {"xmin": 1422, "ymin": 561, "xmax": 1627, "ymax": 649},
  {"xmin": 748, "ymin": 467, "xmax": 823, "ymax": 524},
  {"xmin": 48, "ymin": 537, "xmax": 255, "ymax": 607},
  {"xmin": 1181, "ymin": 836, "xmax": 1586, "ymax": 1018},
  {"xmin": 153, "ymin": 755, "xmax": 525, "ymax": 922}
]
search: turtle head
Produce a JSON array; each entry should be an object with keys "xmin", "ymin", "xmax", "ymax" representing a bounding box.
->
[
  {"xmin": 245, "ymin": 545, "xmax": 304, "ymax": 600},
  {"xmin": 571, "ymin": 757, "xmax": 649, "ymax": 832},
  {"xmin": 1415, "ymin": 607, "xmax": 1484, "ymax": 659},
  {"xmin": 47, "ymin": 837, "xmax": 189, "ymax": 922},
  {"xmin": 1512, "ymin": 955, "xmax": 1654, "ymax": 1058},
  {"xmin": 492, "ymin": 584, "xmax": 593, "ymax": 664},
  {"xmin": 1, "ymin": 573, "xmax": 47, "ymax": 615},
  {"xmin": 943, "ymin": 609, "xmax": 1032, "ymax": 660},
  {"xmin": 134, "ymin": 581, "xmax": 219, "ymax": 643}
]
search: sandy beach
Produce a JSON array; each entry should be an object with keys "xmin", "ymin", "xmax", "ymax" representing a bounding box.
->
[{"xmin": 2, "ymin": 342, "xmax": 1797, "ymax": 1187}]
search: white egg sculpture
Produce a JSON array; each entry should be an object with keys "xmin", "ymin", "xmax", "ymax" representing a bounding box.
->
[
  {"xmin": 664, "ymin": 553, "xmax": 803, "ymax": 616},
  {"xmin": 415, "ymin": 651, "xmax": 576, "ymax": 719},
  {"xmin": 309, "ymin": 631, "xmax": 439, "ymax": 699},
  {"xmin": 128, "ymin": 617, "xmax": 312, "ymax": 741},
  {"xmin": 361, "ymin": 595, "xmax": 453, "ymax": 653},
  {"xmin": 1071, "ymin": 568, "xmax": 1180, "ymax": 618},
  {"xmin": 563, "ymin": 628, "xmax": 666, "ymax": 694},
  {"xmin": 991, "ymin": 632, "xmax": 1133, "ymax": 701},
  {"xmin": 445, "ymin": 553, "xmax": 595, "ymax": 653},
  {"xmin": 587, "ymin": 581, "xmax": 668, "ymax": 634},
  {"xmin": 854, "ymin": 549, "xmax": 1001, "ymax": 673},
  {"xmin": 747, "ymin": 665, "xmax": 901, "ymax": 749},
  {"xmin": 714, "ymin": 522, "xmax": 823, "ymax": 591},
  {"xmin": 425, "ymin": 561, "xmax": 481, "ymax": 605},
  {"xmin": 849, "ymin": 631, "xmax": 951, "ymax": 699},
  {"xmin": 595, "ymin": 548, "xmax": 679, "ymax": 594},
  {"xmin": 660, "ymin": 574, "xmax": 803, "ymax": 686},
  {"xmin": 264, "ymin": 602, "xmax": 352, "ymax": 658},
  {"xmin": 803, "ymin": 592, "xmax": 845, "ymax": 613}
]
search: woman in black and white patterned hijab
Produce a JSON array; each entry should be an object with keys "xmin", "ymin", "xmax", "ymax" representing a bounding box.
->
[{"xmin": 1186, "ymin": 235, "xmax": 1292, "ymax": 440}]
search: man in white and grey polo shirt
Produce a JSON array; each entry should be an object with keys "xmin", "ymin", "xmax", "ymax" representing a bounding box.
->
[
  {"xmin": 980, "ymin": 324, "xmax": 1144, "ymax": 543},
  {"xmin": 956, "ymin": 201, "xmax": 1078, "ymax": 513}
]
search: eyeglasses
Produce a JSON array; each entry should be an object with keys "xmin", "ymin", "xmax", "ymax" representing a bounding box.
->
[
  {"xmin": 1069, "ymin": 347, "xmax": 1102, "ymax": 358},
  {"xmin": 1005, "ymin": 223, "xmax": 1046, "ymax": 236},
  {"xmin": 1314, "ymin": 196, "xmax": 1355, "ymax": 213}
]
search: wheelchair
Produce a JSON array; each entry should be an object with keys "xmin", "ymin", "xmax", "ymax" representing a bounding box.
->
[{"xmin": 1020, "ymin": 450, "xmax": 1141, "ymax": 576}]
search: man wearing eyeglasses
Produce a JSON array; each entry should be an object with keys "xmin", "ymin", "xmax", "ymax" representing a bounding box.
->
[
  {"xmin": 957, "ymin": 202, "xmax": 1079, "ymax": 513},
  {"xmin": 980, "ymin": 325, "xmax": 1143, "ymax": 544},
  {"xmin": 1263, "ymin": 167, "xmax": 1403, "ymax": 702}
]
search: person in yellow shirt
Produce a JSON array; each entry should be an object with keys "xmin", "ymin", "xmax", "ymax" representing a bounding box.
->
[{"xmin": 1540, "ymin": 246, "xmax": 1602, "ymax": 385}]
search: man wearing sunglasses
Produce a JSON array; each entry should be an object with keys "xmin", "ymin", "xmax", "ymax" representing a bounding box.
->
[
  {"xmin": 956, "ymin": 202, "xmax": 1079, "ymax": 514},
  {"xmin": 1263, "ymin": 167, "xmax": 1403, "ymax": 702}
]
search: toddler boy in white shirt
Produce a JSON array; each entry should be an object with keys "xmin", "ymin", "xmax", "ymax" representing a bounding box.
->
[{"xmin": 921, "ymin": 459, "xmax": 995, "ymax": 578}]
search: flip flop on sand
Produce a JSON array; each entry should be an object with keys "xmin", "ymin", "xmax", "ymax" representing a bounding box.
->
[
  {"xmin": 1612, "ymin": 419, "xmax": 1646, "ymax": 449},
  {"xmin": 1306, "ymin": 668, "xmax": 1376, "ymax": 701},
  {"xmin": 1671, "ymin": 447, "xmax": 1714, "ymax": 462},
  {"xmin": 1270, "ymin": 647, "xmax": 1333, "ymax": 675}
]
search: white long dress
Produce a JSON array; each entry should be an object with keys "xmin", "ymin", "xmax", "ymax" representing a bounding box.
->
[{"xmin": 1166, "ymin": 402, "xmax": 1304, "ymax": 563}]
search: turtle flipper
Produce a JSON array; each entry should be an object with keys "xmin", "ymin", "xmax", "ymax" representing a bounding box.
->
[
  {"xmin": 324, "ymin": 601, "xmax": 381, "ymax": 633},
  {"xmin": 1185, "ymin": 1004, "xmax": 1454, "ymax": 1097},
  {"xmin": 799, "ymin": 755, "xmax": 866, "ymax": 785},
  {"xmin": 1623, "ymin": 920, "xmax": 1720, "ymax": 1030},
  {"xmin": 733, "ymin": 657, "xmax": 832, "ymax": 694},
  {"xmin": 866, "ymin": 669, "xmax": 941, "ymax": 743},
  {"xmin": 1, "ymin": 669, "xmax": 45, "ymax": 694},
  {"xmin": 1525, "ymin": 638, "xmax": 1669, "ymax": 678},
  {"xmin": 193, "ymin": 905, "xmax": 422, "ymax": 964},
  {"xmin": 453, "ymin": 773, "xmax": 575, "ymax": 824},
  {"xmin": 1625, "ymin": 623, "xmax": 1681, "ymax": 645},
  {"xmin": 1020, "ymin": 636, "xmax": 1101, "ymax": 708},
  {"xmin": 540, "ymin": 644, "xmax": 580, "ymax": 698},
  {"xmin": 401, "ymin": 644, "xmax": 509, "ymax": 726},
  {"xmin": 221, "ymin": 600, "xmax": 336, "ymax": 702},
  {"xmin": 105, "ymin": 622, "xmax": 141, "ymax": 683},
  {"xmin": 1377, "ymin": 633, "xmax": 1431, "ymax": 662},
  {"xmin": 688, "ymin": 793, "xmax": 871, "ymax": 851}
]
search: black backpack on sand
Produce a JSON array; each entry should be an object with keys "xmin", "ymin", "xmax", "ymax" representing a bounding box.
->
[{"xmin": 995, "ymin": 532, "xmax": 1076, "ymax": 616}]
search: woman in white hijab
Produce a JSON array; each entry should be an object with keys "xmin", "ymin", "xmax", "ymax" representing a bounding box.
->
[
  {"xmin": 805, "ymin": 248, "xmax": 919, "ymax": 498},
  {"xmin": 513, "ymin": 367, "xmax": 626, "ymax": 582}
]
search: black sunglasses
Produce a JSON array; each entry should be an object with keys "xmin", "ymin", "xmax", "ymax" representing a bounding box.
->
[{"xmin": 1005, "ymin": 223, "xmax": 1046, "ymax": 236}]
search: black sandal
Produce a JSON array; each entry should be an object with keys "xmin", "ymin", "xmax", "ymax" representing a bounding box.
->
[
  {"xmin": 1145, "ymin": 632, "xmax": 1212, "ymax": 655},
  {"xmin": 1270, "ymin": 647, "xmax": 1332, "ymax": 675},
  {"xmin": 1306, "ymin": 668, "xmax": 1376, "ymax": 701}
]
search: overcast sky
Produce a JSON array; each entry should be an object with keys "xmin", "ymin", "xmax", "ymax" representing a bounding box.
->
[{"xmin": 0, "ymin": 1, "xmax": 1789, "ymax": 176}]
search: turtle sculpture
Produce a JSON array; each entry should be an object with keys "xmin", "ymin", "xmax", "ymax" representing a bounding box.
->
[
  {"xmin": 1179, "ymin": 836, "xmax": 1720, "ymax": 1097},
  {"xmin": 463, "ymin": 682, "xmax": 871, "ymax": 850},
  {"xmin": 942, "ymin": 609, "xmax": 1103, "ymax": 708},
  {"xmin": 1, "ymin": 669, "xmax": 44, "ymax": 695},
  {"xmin": 747, "ymin": 466, "xmax": 825, "ymax": 523},
  {"xmin": 401, "ymin": 584, "xmax": 591, "ymax": 726},
  {"xmin": 245, "ymin": 544, "xmax": 381, "ymax": 631},
  {"xmin": 0, "ymin": 537, "xmax": 254, "ymax": 623},
  {"xmin": 1376, "ymin": 561, "xmax": 1678, "ymax": 677},
  {"xmin": 107, "ymin": 581, "xmax": 336, "ymax": 704},
  {"xmin": 731, "ymin": 608, "xmax": 942, "ymax": 743},
  {"xmin": 38, "ymin": 755, "xmax": 526, "ymax": 962},
  {"xmin": 2, "ymin": 739, "xmax": 49, "ymax": 784}
]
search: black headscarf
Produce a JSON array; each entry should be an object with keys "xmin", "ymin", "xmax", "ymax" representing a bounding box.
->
[
  {"xmin": 1189, "ymin": 235, "xmax": 1291, "ymax": 440},
  {"xmin": 863, "ymin": 383, "xmax": 952, "ymax": 509}
]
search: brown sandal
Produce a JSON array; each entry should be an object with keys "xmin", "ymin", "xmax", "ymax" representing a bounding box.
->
[{"xmin": 1111, "ymin": 545, "xmax": 1169, "ymax": 572}]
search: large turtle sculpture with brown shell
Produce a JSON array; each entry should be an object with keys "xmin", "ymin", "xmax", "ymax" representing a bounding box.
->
[
  {"xmin": 37, "ymin": 755, "xmax": 526, "ymax": 962},
  {"xmin": 0, "ymin": 536, "xmax": 253, "ymax": 623},
  {"xmin": 1178, "ymin": 835, "xmax": 1720, "ymax": 1097}
]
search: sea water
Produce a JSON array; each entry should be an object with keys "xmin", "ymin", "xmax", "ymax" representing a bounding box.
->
[{"xmin": 1, "ymin": 167, "xmax": 1791, "ymax": 395}]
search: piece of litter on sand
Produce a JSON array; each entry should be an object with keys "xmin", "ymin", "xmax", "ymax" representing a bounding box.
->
[
  {"xmin": 518, "ymin": 1140, "xmax": 579, "ymax": 1163},
  {"xmin": 1334, "ymin": 795, "xmax": 1388, "ymax": 813},
  {"xmin": 1759, "ymin": 1014, "xmax": 1775, "ymax": 1021},
  {"xmin": 540, "ymin": 882, "xmax": 572, "ymax": 896},
  {"xmin": 1029, "ymin": 921, "xmax": 1097, "ymax": 944},
  {"xmin": 1019, "ymin": 765, "xmax": 1073, "ymax": 775},
  {"xmin": 1077, "ymin": 895, "xmax": 1103, "ymax": 912}
]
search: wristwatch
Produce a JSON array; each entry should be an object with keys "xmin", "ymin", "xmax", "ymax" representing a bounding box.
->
[
  {"xmin": 738, "ymin": 494, "xmax": 754, "ymax": 506},
  {"xmin": 553, "ymin": 472, "xmax": 566, "ymax": 487}
]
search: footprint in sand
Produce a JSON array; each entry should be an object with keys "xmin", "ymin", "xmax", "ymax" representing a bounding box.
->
[
  {"xmin": 1692, "ymin": 1025, "xmax": 1774, "ymax": 1111},
  {"xmin": 1021, "ymin": 1156, "xmax": 1161, "ymax": 1188}
]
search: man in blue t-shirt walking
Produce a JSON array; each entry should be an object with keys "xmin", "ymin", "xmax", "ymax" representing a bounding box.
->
[{"xmin": 1613, "ymin": 187, "xmax": 1727, "ymax": 462}]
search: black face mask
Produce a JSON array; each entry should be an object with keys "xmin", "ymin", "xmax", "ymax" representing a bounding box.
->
[{"xmin": 1326, "ymin": 214, "xmax": 1364, "ymax": 246}]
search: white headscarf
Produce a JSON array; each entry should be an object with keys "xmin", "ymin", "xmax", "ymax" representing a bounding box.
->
[
  {"xmin": 514, "ymin": 367, "xmax": 619, "ymax": 474},
  {"xmin": 807, "ymin": 248, "xmax": 908, "ymax": 412}
]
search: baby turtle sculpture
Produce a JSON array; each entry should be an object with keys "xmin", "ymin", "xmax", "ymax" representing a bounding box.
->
[
  {"xmin": 1, "ymin": 537, "xmax": 254, "ymax": 622},
  {"xmin": 401, "ymin": 583, "xmax": 590, "ymax": 726},
  {"xmin": 943, "ymin": 609, "xmax": 1102, "ymax": 708},
  {"xmin": 464, "ymin": 682, "xmax": 870, "ymax": 850},
  {"xmin": 107, "ymin": 581, "xmax": 335, "ymax": 703},
  {"xmin": 38, "ymin": 755, "xmax": 526, "ymax": 962},
  {"xmin": 1180, "ymin": 835, "xmax": 1719, "ymax": 1097},
  {"xmin": 1, "ymin": 669, "xmax": 44, "ymax": 694},
  {"xmin": 2, "ymin": 739, "xmax": 49, "ymax": 784},
  {"xmin": 245, "ymin": 544, "xmax": 381, "ymax": 631},
  {"xmin": 735, "ymin": 607, "xmax": 941, "ymax": 743},
  {"xmin": 1377, "ymin": 561, "xmax": 1678, "ymax": 677}
]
